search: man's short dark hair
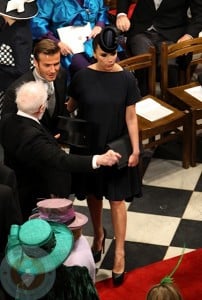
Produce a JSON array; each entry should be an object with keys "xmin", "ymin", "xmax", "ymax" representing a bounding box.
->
[{"xmin": 33, "ymin": 39, "xmax": 60, "ymax": 61}]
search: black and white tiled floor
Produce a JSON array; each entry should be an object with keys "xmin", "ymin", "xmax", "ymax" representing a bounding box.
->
[{"xmin": 73, "ymin": 138, "xmax": 202, "ymax": 282}]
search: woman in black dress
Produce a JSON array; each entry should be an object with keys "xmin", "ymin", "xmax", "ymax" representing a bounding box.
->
[{"xmin": 67, "ymin": 26, "xmax": 142, "ymax": 285}]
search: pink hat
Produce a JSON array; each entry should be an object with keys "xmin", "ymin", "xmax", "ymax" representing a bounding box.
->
[{"xmin": 30, "ymin": 198, "xmax": 88, "ymax": 230}]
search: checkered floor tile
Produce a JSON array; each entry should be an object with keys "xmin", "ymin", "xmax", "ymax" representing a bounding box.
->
[{"xmin": 73, "ymin": 139, "xmax": 202, "ymax": 282}]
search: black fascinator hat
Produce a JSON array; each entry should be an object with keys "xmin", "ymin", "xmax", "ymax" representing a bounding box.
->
[{"xmin": 96, "ymin": 26, "xmax": 119, "ymax": 53}]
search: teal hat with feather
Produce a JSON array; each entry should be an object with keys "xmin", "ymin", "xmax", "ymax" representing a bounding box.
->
[{"xmin": 5, "ymin": 218, "xmax": 73, "ymax": 275}]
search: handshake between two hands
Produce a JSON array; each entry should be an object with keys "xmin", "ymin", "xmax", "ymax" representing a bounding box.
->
[{"xmin": 96, "ymin": 150, "xmax": 121, "ymax": 167}]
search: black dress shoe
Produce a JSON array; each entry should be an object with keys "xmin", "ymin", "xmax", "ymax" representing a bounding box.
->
[
  {"xmin": 112, "ymin": 271, "xmax": 125, "ymax": 286},
  {"xmin": 92, "ymin": 249, "xmax": 102, "ymax": 263}
]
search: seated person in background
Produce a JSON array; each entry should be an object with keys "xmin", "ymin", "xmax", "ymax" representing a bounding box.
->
[
  {"xmin": 0, "ymin": 0, "xmax": 38, "ymax": 117},
  {"xmin": 0, "ymin": 81, "xmax": 121, "ymax": 221},
  {"xmin": 146, "ymin": 283, "xmax": 183, "ymax": 300},
  {"xmin": 0, "ymin": 163, "xmax": 22, "ymax": 262},
  {"xmin": 116, "ymin": 0, "xmax": 202, "ymax": 96},
  {"xmin": 31, "ymin": 0, "xmax": 109, "ymax": 77},
  {"xmin": 30, "ymin": 198, "xmax": 96, "ymax": 282},
  {"xmin": 0, "ymin": 218, "xmax": 99, "ymax": 299},
  {"xmin": 2, "ymin": 39, "xmax": 69, "ymax": 135}
]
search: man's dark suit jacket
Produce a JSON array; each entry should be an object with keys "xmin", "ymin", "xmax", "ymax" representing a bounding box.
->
[
  {"xmin": 0, "ymin": 163, "xmax": 22, "ymax": 257},
  {"xmin": 0, "ymin": 114, "xmax": 93, "ymax": 220},
  {"xmin": 117, "ymin": 0, "xmax": 202, "ymax": 42},
  {"xmin": 2, "ymin": 67, "xmax": 69, "ymax": 134}
]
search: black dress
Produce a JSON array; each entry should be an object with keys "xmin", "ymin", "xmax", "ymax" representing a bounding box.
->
[{"xmin": 68, "ymin": 68, "xmax": 142, "ymax": 201}]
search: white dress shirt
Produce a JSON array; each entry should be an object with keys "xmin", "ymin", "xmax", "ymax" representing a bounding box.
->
[{"xmin": 154, "ymin": 0, "xmax": 163, "ymax": 10}]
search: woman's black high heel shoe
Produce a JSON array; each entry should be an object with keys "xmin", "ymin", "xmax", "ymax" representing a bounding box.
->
[
  {"xmin": 91, "ymin": 228, "xmax": 107, "ymax": 263},
  {"xmin": 112, "ymin": 271, "xmax": 125, "ymax": 286}
]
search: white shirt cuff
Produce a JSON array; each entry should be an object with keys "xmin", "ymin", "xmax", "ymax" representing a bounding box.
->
[
  {"xmin": 92, "ymin": 155, "xmax": 100, "ymax": 169},
  {"xmin": 117, "ymin": 12, "xmax": 127, "ymax": 17}
]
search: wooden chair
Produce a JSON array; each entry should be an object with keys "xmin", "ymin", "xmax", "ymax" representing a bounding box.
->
[
  {"xmin": 161, "ymin": 37, "xmax": 202, "ymax": 100},
  {"xmin": 118, "ymin": 47, "xmax": 191, "ymax": 172},
  {"xmin": 161, "ymin": 38, "xmax": 202, "ymax": 166}
]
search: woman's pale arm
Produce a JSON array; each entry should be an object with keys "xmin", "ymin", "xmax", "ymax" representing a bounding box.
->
[{"xmin": 126, "ymin": 104, "xmax": 140, "ymax": 167}]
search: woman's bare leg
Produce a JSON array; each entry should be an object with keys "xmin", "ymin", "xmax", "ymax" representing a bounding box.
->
[
  {"xmin": 87, "ymin": 195, "xmax": 126, "ymax": 273},
  {"xmin": 87, "ymin": 194, "xmax": 105, "ymax": 252},
  {"xmin": 110, "ymin": 200, "xmax": 126, "ymax": 274}
]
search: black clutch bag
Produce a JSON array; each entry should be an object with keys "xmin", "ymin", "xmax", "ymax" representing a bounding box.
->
[{"xmin": 107, "ymin": 134, "xmax": 132, "ymax": 169}]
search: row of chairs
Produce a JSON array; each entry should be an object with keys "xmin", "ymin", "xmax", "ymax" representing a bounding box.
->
[
  {"xmin": 119, "ymin": 37, "xmax": 202, "ymax": 170},
  {"xmin": 161, "ymin": 37, "xmax": 202, "ymax": 167}
]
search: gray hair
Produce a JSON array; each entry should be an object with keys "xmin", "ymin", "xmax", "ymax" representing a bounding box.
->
[{"xmin": 15, "ymin": 81, "xmax": 48, "ymax": 114}]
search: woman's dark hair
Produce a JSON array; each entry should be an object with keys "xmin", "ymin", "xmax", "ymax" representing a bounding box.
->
[{"xmin": 93, "ymin": 26, "xmax": 119, "ymax": 53}]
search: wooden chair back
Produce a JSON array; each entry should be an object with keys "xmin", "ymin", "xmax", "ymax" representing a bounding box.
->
[
  {"xmin": 161, "ymin": 37, "xmax": 202, "ymax": 100},
  {"xmin": 118, "ymin": 46, "xmax": 156, "ymax": 96}
]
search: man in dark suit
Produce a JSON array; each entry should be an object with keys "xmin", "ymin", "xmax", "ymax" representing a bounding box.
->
[
  {"xmin": 116, "ymin": 0, "xmax": 202, "ymax": 95},
  {"xmin": 2, "ymin": 38, "xmax": 69, "ymax": 135},
  {"xmin": 0, "ymin": 81, "xmax": 121, "ymax": 220},
  {"xmin": 0, "ymin": 163, "xmax": 23, "ymax": 299},
  {"xmin": 0, "ymin": 163, "xmax": 22, "ymax": 260}
]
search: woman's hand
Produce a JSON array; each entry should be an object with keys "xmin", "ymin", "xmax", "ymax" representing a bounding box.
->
[
  {"xmin": 64, "ymin": 97, "xmax": 78, "ymax": 113},
  {"xmin": 128, "ymin": 151, "xmax": 139, "ymax": 167},
  {"xmin": 58, "ymin": 41, "xmax": 73, "ymax": 56},
  {"xmin": 88, "ymin": 26, "xmax": 102, "ymax": 39}
]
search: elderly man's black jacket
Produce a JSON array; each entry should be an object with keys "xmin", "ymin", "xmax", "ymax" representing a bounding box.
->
[{"xmin": 0, "ymin": 114, "xmax": 93, "ymax": 219}]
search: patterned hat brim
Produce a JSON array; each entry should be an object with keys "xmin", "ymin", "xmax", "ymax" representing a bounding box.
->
[
  {"xmin": 30, "ymin": 212, "xmax": 88, "ymax": 229},
  {"xmin": 0, "ymin": 1, "xmax": 38, "ymax": 20}
]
